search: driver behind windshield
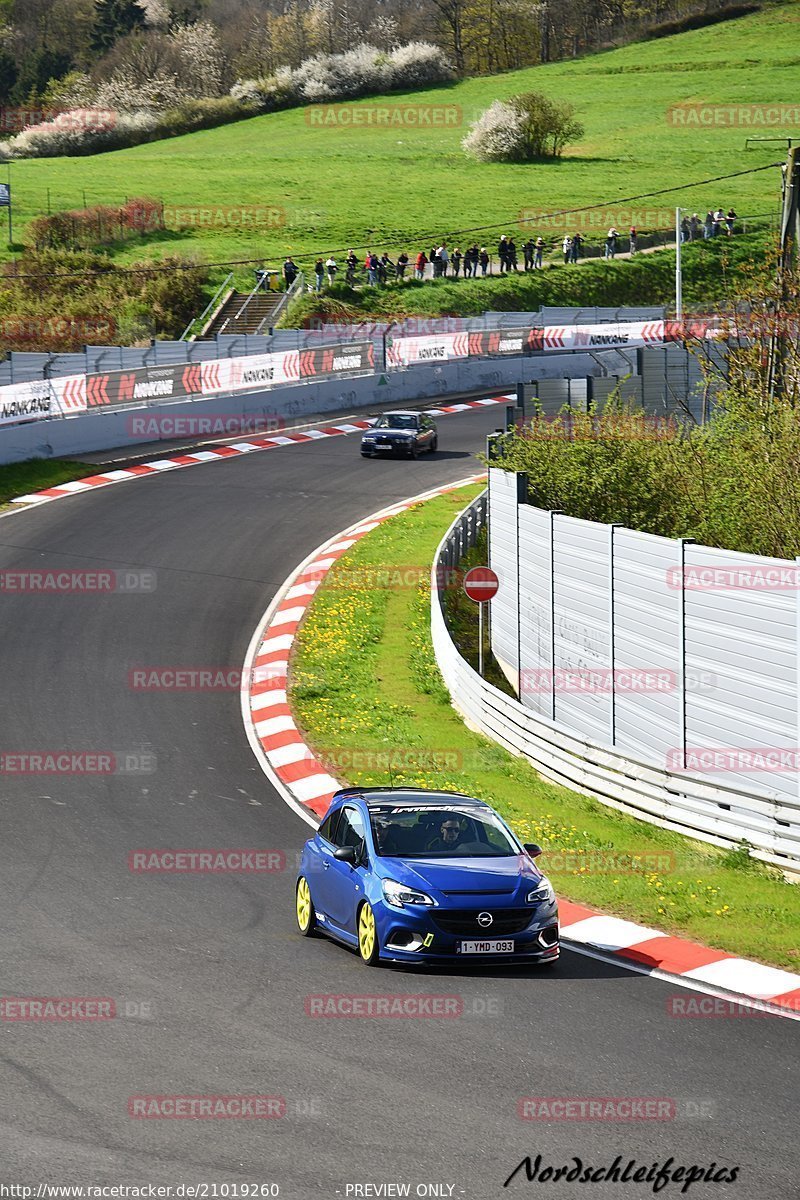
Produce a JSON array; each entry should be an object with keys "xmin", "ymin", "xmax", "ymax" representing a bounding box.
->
[{"xmin": 426, "ymin": 815, "xmax": 466, "ymax": 853}]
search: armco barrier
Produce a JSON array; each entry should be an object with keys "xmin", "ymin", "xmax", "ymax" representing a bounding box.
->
[
  {"xmin": 0, "ymin": 313, "xmax": 714, "ymax": 433},
  {"xmin": 0, "ymin": 349, "xmax": 637, "ymax": 465},
  {"xmin": 432, "ymin": 493, "xmax": 800, "ymax": 871},
  {"xmin": 0, "ymin": 340, "xmax": 375, "ymax": 428}
]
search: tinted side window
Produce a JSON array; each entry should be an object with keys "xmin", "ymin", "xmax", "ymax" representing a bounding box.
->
[
  {"xmin": 334, "ymin": 806, "xmax": 366, "ymax": 853},
  {"xmin": 318, "ymin": 809, "xmax": 340, "ymax": 844}
]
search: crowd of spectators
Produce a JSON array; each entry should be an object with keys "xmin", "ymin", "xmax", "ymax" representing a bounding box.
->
[{"xmin": 279, "ymin": 206, "xmax": 740, "ymax": 290}]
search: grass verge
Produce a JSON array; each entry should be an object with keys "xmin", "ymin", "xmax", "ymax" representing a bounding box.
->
[
  {"xmin": 0, "ymin": 460, "xmax": 97, "ymax": 512},
  {"xmin": 290, "ymin": 483, "xmax": 800, "ymax": 970}
]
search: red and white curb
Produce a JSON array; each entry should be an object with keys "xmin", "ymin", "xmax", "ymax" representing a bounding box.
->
[
  {"xmin": 241, "ymin": 482, "xmax": 800, "ymax": 1019},
  {"xmin": 240, "ymin": 475, "xmax": 485, "ymax": 826},
  {"xmin": 8, "ymin": 394, "xmax": 514, "ymax": 509}
]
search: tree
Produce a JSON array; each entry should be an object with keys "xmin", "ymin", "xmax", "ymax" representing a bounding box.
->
[
  {"xmin": 0, "ymin": 46, "xmax": 17, "ymax": 103},
  {"xmin": 91, "ymin": 0, "xmax": 146, "ymax": 54},
  {"xmin": 10, "ymin": 47, "xmax": 73, "ymax": 103}
]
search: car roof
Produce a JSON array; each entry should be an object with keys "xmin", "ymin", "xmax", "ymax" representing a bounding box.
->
[
  {"xmin": 332, "ymin": 786, "xmax": 490, "ymax": 810},
  {"xmin": 381, "ymin": 410, "xmax": 421, "ymax": 417}
]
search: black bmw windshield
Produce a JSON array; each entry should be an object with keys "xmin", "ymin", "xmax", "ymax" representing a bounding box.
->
[
  {"xmin": 375, "ymin": 415, "xmax": 418, "ymax": 430},
  {"xmin": 369, "ymin": 806, "xmax": 519, "ymax": 858}
]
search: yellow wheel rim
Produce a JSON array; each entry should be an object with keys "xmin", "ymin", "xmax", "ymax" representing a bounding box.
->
[
  {"xmin": 296, "ymin": 878, "xmax": 311, "ymax": 931},
  {"xmin": 358, "ymin": 904, "xmax": 376, "ymax": 960}
]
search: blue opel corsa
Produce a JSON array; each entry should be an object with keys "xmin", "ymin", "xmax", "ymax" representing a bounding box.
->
[{"xmin": 295, "ymin": 787, "xmax": 559, "ymax": 967}]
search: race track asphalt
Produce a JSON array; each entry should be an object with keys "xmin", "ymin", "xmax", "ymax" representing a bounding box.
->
[{"xmin": 0, "ymin": 404, "xmax": 795, "ymax": 1196}]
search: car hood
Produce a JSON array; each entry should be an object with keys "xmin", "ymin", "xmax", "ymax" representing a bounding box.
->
[
  {"xmin": 386, "ymin": 855, "xmax": 541, "ymax": 897},
  {"xmin": 366, "ymin": 428, "xmax": 415, "ymax": 438}
]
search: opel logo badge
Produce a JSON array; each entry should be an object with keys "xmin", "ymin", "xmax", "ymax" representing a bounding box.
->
[{"xmin": 477, "ymin": 912, "xmax": 493, "ymax": 928}]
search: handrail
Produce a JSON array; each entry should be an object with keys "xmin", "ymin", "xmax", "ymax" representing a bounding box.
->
[
  {"xmin": 258, "ymin": 271, "xmax": 305, "ymax": 334},
  {"xmin": 180, "ymin": 272, "xmax": 234, "ymax": 341}
]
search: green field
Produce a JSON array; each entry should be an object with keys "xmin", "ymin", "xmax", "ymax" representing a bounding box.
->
[{"xmin": 4, "ymin": 2, "xmax": 795, "ymax": 276}]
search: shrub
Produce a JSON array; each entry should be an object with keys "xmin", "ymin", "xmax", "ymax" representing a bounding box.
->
[
  {"xmin": 27, "ymin": 198, "xmax": 164, "ymax": 249},
  {"xmin": 0, "ymin": 249, "xmax": 210, "ymax": 352},
  {"xmin": 0, "ymin": 109, "xmax": 159, "ymax": 158},
  {"xmin": 461, "ymin": 99, "xmax": 526, "ymax": 163},
  {"xmin": 463, "ymin": 91, "xmax": 584, "ymax": 162},
  {"xmin": 0, "ymin": 40, "xmax": 451, "ymax": 158},
  {"xmin": 237, "ymin": 40, "xmax": 453, "ymax": 107}
]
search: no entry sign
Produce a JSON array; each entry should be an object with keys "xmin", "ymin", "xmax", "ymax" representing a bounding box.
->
[{"xmin": 463, "ymin": 566, "xmax": 499, "ymax": 603}]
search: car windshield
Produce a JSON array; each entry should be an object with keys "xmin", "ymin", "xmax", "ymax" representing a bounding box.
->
[
  {"xmin": 369, "ymin": 805, "xmax": 520, "ymax": 858},
  {"xmin": 375, "ymin": 414, "xmax": 418, "ymax": 430}
]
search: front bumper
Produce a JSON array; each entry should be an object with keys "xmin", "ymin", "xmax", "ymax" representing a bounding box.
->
[
  {"xmin": 376, "ymin": 901, "xmax": 559, "ymax": 963},
  {"xmin": 361, "ymin": 436, "xmax": 415, "ymax": 455}
]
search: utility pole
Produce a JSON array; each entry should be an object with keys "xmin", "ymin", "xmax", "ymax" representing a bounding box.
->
[
  {"xmin": 769, "ymin": 145, "xmax": 800, "ymax": 399},
  {"xmin": 675, "ymin": 206, "xmax": 683, "ymax": 327}
]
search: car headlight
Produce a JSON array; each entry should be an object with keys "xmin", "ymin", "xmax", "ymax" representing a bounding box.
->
[
  {"xmin": 362, "ymin": 436, "xmax": 375, "ymax": 443},
  {"xmin": 382, "ymin": 878, "xmax": 435, "ymax": 908},
  {"xmin": 527, "ymin": 877, "xmax": 555, "ymax": 904}
]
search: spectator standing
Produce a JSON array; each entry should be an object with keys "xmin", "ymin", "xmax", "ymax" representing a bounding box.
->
[
  {"xmin": 563, "ymin": 234, "xmax": 573, "ymax": 263},
  {"xmin": 712, "ymin": 208, "xmax": 724, "ymax": 236},
  {"xmin": 345, "ymin": 249, "xmax": 358, "ymax": 285},
  {"xmin": 325, "ymin": 255, "xmax": 337, "ymax": 285},
  {"xmin": 438, "ymin": 244, "xmax": 449, "ymax": 275},
  {"xmin": 396, "ymin": 251, "xmax": 409, "ymax": 279},
  {"xmin": 314, "ymin": 258, "xmax": 324, "ymax": 292},
  {"xmin": 507, "ymin": 237, "xmax": 518, "ymax": 271},
  {"xmin": 571, "ymin": 232, "xmax": 583, "ymax": 262},
  {"xmin": 604, "ymin": 228, "xmax": 618, "ymax": 259},
  {"xmin": 534, "ymin": 237, "xmax": 544, "ymax": 268},
  {"xmin": 523, "ymin": 237, "xmax": 534, "ymax": 271},
  {"xmin": 479, "ymin": 247, "xmax": 489, "ymax": 275},
  {"xmin": 451, "ymin": 247, "xmax": 463, "ymax": 277},
  {"xmin": 689, "ymin": 213, "xmax": 700, "ymax": 241},
  {"xmin": 498, "ymin": 236, "xmax": 509, "ymax": 273},
  {"xmin": 704, "ymin": 211, "xmax": 714, "ymax": 239},
  {"xmin": 628, "ymin": 226, "xmax": 637, "ymax": 255},
  {"xmin": 725, "ymin": 207, "xmax": 737, "ymax": 236},
  {"xmin": 680, "ymin": 216, "xmax": 690, "ymax": 243},
  {"xmin": 283, "ymin": 256, "xmax": 298, "ymax": 287},
  {"xmin": 367, "ymin": 252, "xmax": 379, "ymax": 286},
  {"xmin": 431, "ymin": 246, "xmax": 442, "ymax": 278},
  {"xmin": 415, "ymin": 250, "xmax": 428, "ymax": 280},
  {"xmin": 379, "ymin": 252, "xmax": 394, "ymax": 282}
]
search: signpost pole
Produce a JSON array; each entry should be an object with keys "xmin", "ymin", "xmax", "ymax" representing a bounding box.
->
[{"xmin": 463, "ymin": 566, "xmax": 500, "ymax": 680}]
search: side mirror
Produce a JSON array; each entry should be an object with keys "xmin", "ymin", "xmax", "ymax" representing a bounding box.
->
[
  {"xmin": 334, "ymin": 845, "xmax": 357, "ymax": 864},
  {"xmin": 524, "ymin": 843, "xmax": 543, "ymax": 859}
]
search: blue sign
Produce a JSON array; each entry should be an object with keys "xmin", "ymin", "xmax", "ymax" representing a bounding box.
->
[{"xmin": 0, "ymin": 183, "xmax": 10, "ymax": 207}]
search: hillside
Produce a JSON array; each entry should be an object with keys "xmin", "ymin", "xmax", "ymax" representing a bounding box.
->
[{"xmin": 3, "ymin": 3, "xmax": 794, "ymax": 282}]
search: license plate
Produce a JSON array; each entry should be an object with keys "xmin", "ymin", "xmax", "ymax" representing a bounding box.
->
[{"xmin": 458, "ymin": 940, "xmax": 514, "ymax": 954}]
